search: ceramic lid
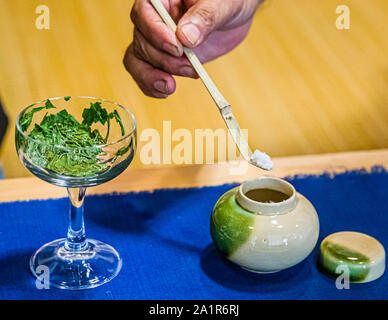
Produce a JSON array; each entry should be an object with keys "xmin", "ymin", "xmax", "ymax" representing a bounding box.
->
[{"xmin": 319, "ymin": 231, "xmax": 385, "ymax": 283}]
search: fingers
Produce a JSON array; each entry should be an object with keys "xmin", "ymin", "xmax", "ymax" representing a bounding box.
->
[
  {"xmin": 123, "ymin": 44, "xmax": 176, "ymax": 98},
  {"xmin": 133, "ymin": 28, "xmax": 198, "ymax": 79},
  {"xmin": 128, "ymin": 1, "xmax": 199, "ymax": 98},
  {"xmin": 177, "ymin": 0, "xmax": 259, "ymax": 48},
  {"xmin": 131, "ymin": 0, "xmax": 183, "ymax": 57},
  {"xmin": 124, "ymin": 27, "xmax": 198, "ymax": 98},
  {"xmin": 177, "ymin": 0, "xmax": 233, "ymax": 48},
  {"xmin": 126, "ymin": 0, "xmax": 262, "ymax": 98}
]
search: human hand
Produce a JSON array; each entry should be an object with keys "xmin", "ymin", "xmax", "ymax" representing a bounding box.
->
[{"xmin": 124, "ymin": 0, "xmax": 264, "ymax": 98}]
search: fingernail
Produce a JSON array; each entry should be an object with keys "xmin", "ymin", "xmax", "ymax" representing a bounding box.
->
[
  {"xmin": 153, "ymin": 80, "xmax": 168, "ymax": 93},
  {"xmin": 163, "ymin": 43, "xmax": 183, "ymax": 57},
  {"xmin": 179, "ymin": 66, "xmax": 197, "ymax": 78},
  {"xmin": 181, "ymin": 23, "xmax": 201, "ymax": 46}
]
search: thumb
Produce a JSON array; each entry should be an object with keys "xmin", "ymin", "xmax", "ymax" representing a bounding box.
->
[{"xmin": 176, "ymin": 0, "xmax": 238, "ymax": 48}]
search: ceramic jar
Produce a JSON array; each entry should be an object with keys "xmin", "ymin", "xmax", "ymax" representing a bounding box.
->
[{"xmin": 210, "ymin": 176, "xmax": 319, "ymax": 273}]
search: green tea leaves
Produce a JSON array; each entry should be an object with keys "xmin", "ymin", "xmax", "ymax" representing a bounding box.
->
[
  {"xmin": 82, "ymin": 102, "xmax": 125, "ymax": 143},
  {"xmin": 19, "ymin": 99, "xmax": 56, "ymax": 132},
  {"xmin": 112, "ymin": 109, "xmax": 125, "ymax": 136},
  {"xmin": 82, "ymin": 102, "xmax": 109, "ymax": 127},
  {"xmin": 19, "ymin": 99, "xmax": 127, "ymax": 177},
  {"xmin": 45, "ymin": 99, "xmax": 56, "ymax": 109}
]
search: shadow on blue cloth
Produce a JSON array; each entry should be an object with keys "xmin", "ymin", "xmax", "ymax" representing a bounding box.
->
[
  {"xmin": 88, "ymin": 188, "xmax": 205, "ymax": 255},
  {"xmin": 0, "ymin": 249, "xmax": 34, "ymax": 288},
  {"xmin": 88, "ymin": 188, "xmax": 197, "ymax": 235},
  {"xmin": 200, "ymin": 244, "xmax": 313, "ymax": 294}
]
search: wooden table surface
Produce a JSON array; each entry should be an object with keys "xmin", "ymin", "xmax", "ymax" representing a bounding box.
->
[
  {"xmin": 0, "ymin": 149, "xmax": 386, "ymax": 203},
  {"xmin": 0, "ymin": 0, "xmax": 388, "ymax": 178}
]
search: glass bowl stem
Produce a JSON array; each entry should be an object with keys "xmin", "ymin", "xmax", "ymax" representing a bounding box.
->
[{"xmin": 66, "ymin": 187, "xmax": 88, "ymax": 251}]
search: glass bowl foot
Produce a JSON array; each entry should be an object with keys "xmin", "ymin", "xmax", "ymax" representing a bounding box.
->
[{"xmin": 30, "ymin": 238, "xmax": 122, "ymax": 290}]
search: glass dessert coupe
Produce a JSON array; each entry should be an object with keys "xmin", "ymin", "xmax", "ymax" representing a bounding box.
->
[{"xmin": 15, "ymin": 96, "xmax": 137, "ymax": 289}]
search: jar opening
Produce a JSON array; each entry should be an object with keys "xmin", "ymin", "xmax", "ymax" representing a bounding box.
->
[
  {"xmin": 236, "ymin": 177, "xmax": 297, "ymax": 215},
  {"xmin": 244, "ymin": 188, "xmax": 290, "ymax": 204}
]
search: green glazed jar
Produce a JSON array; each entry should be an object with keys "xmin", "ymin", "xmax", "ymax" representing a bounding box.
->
[{"xmin": 210, "ymin": 176, "xmax": 319, "ymax": 273}]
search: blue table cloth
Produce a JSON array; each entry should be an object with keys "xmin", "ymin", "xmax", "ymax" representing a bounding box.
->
[{"xmin": 0, "ymin": 167, "xmax": 387, "ymax": 300}]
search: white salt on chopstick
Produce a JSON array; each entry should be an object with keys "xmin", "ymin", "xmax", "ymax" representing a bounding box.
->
[{"xmin": 250, "ymin": 149, "xmax": 274, "ymax": 171}]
